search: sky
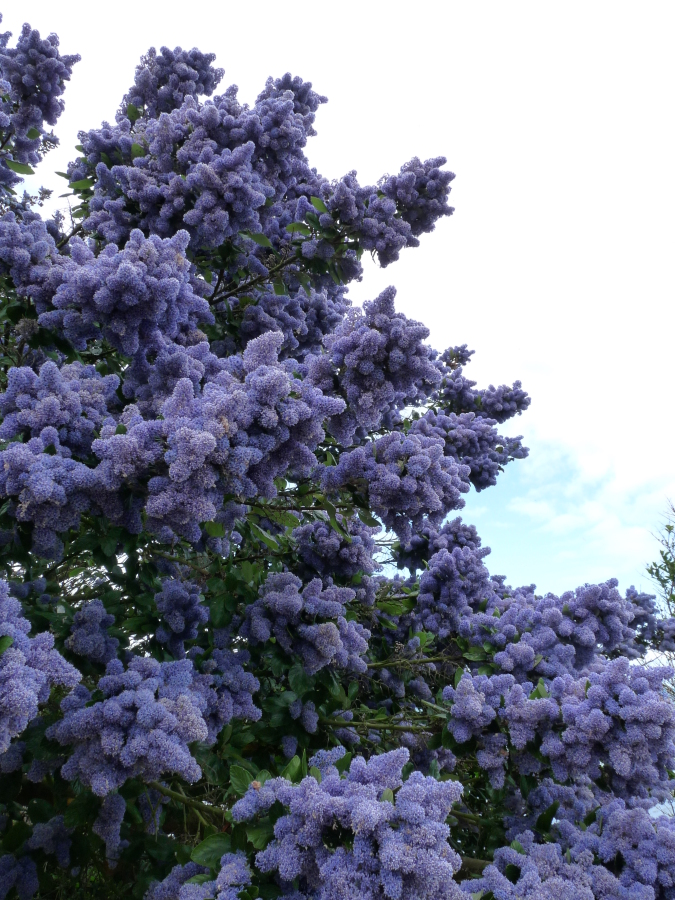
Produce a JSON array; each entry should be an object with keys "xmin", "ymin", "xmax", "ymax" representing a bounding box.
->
[{"xmin": 7, "ymin": 0, "xmax": 675, "ymax": 596}]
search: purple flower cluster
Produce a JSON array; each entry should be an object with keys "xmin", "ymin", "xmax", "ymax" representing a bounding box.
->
[
  {"xmin": 410, "ymin": 544, "xmax": 495, "ymax": 638},
  {"xmin": 322, "ymin": 159, "xmax": 454, "ymax": 267},
  {"xmin": 0, "ymin": 578, "xmax": 80, "ymax": 753},
  {"xmin": 434, "ymin": 346, "xmax": 530, "ymax": 424},
  {"xmin": 460, "ymin": 830, "xmax": 636, "ymax": 900},
  {"xmin": 394, "ymin": 516, "xmax": 486, "ymax": 573},
  {"xmin": 65, "ymin": 598, "xmax": 119, "ymax": 664},
  {"xmin": 322, "ymin": 431, "xmax": 470, "ymax": 542},
  {"xmin": 308, "ymin": 286, "xmax": 440, "ymax": 444},
  {"xmin": 47, "ymin": 656, "xmax": 209, "ymax": 796},
  {"xmin": 232, "ymin": 746, "xmax": 465, "ymax": 900},
  {"xmin": 0, "ymin": 361, "xmax": 120, "ymax": 459},
  {"xmin": 154, "ymin": 578, "xmax": 209, "ymax": 658},
  {"xmin": 92, "ymin": 792, "xmax": 128, "ymax": 864},
  {"xmin": 0, "ymin": 18, "xmax": 79, "ymax": 188},
  {"xmin": 441, "ymin": 673, "xmax": 557, "ymax": 788},
  {"xmin": 542, "ymin": 658, "xmax": 675, "ymax": 798},
  {"xmin": 292, "ymin": 513, "xmax": 380, "ymax": 581},
  {"xmin": 121, "ymin": 45, "xmax": 224, "ymax": 119},
  {"xmin": 145, "ymin": 863, "xmax": 209, "ymax": 900},
  {"xmin": 0, "ymin": 211, "xmax": 66, "ymax": 312},
  {"xmin": 145, "ymin": 854, "xmax": 250, "ymax": 900},
  {"xmin": 238, "ymin": 284, "xmax": 349, "ymax": 361},
  {"xmin": 563, "ymin": 800, "xmax": 675, "ymax": 899},
  {"xmin": 410, "ymin": 408, "xmax": 528, "ymax": 492},
  {"xmin": 39, "ymin": 229, "xmax": 212, "ymax": 355},
  {"xmin": 242, "ymin": 572, "xmax": 370, "ymax": 674},
  {"xmin": 0, "ymin": 855, "xmax": 38, "ymax": 900},
  {"xmin": 27, "ymin": 815, "xmax": 72, "ymax": 867},
  {"xmin": 200, "ymin": 645, "xmax": 262, "ymax": 737}
]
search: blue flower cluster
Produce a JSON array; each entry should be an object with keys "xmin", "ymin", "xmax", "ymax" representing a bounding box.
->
[
  {"xmin": 242, "ymin": 572, "xmax": 370, "ymax": 674},
  {"xmin": 39, "ymin": 229, "xmax": 212, "ymax": 355},
  {"xmin": 146, "ymin": 854, "xmax": 251, "ymax": 900},
  {"xmin": 308, "ymin": 286, "xmax": 440, "ymax": 444},
  {"xmin": 0, "ymin": 578, "xmax": 79, "ymax": 753},
  {"xmin": 232, "ymin": 746, "xmax": 465, "ymax": 900},
  {"xmin": 154, "ymin": 578, "xmax": 209, "ymax": 658},
  {"xmin": 121, "ymin": 45, "xmax": 224, "ymax": 119},
  {"xmin": 65, "ymin": 598, "xmax": 119, "ymax": 664},
  {"xmin": 292, "ymin": 513, "xmax": 380, "ymax": 581},
  {"xmin": 322, "ymin": 431, "xmax": 470, "ymax": 541},
  {"xmin": 0, "ymin": 18, "xmax": 79, "ymax": 189},
  {"xmin": 47, "ymin": 657, "xmax": 210, "ymax": 796}
]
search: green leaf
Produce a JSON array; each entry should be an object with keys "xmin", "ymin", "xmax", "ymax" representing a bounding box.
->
[
  {"xmin": 376, "ymin": 599, "xmax": 409, "ymax": 616},
  {"xmin": 273, "ymin": 279, "xmax": 287, "ymax": 296},
  {"xmin": 185, "ymin": 874, "xmax": 214, "ymax": 887},
  {"xmin": 26, "ymin": 128, "xmax": 41, "ymax": 140},
  {"xmin": 100, "ymin": 534, "xmax": 119, "ymax": 557},
  {"xmin": 69, "ymin": 178, "xmax": 95, "ymax": 190},
  {"xmin": 229, "ymin": 765, "xmax": 254, "ymax": 795},
  {"xmin": 582, "ymin": 806, "xmax": 599, "ymax": 827},
  {"xmin": 288, "ymin": 664, "xmax": 312, "ymax": 696},
  {"xmin": 535, "ymin": 800, "xmax": 559, "ymax": 834},
  {"xmin": 357, "ymin": 509, "xmax": 380, "ymax": 527},
  {"xmin": 131, "ymin": 143, "xmax": 146, "ymax": 159},
  {"xmin": 286, "ymin": 222, "xmax": 312, "ymax": 235},
  {"xmin": 335, "ymin": 751, "xmax": 352, "ymax": 774},
  {"xmin": 191, "ymin": 833, "xmax": 231, "ymax": 869},
  {"xmin": 281, "ymin": 756, "xmax": 302, "ymax": 783},
  {"xmin": 127, "ymin": 103, "xmax": 141, "ymax": 122},
  {"xmin": 2, "ymin": 820, "xmax": 31, "ymax": 852},
  {"xmin": 463, "ymin": 647, "xmax": 487, "ymax": 661},
  {"xmin": 0, "ymin": 635, "xmax": 13, "ymax": 656},
  {"xmin": 510, "ymin": 840, "xmax": 525, "ymax": 855},
  {"xmin": 205, "ymin": 521, "xmax": 225, "ymax": 537},
  {"xmin": 310, "ymin": 196, "xmax": 329, "ymax": 213},
  {"xmin": 529, "ymin": 678, "xmax": 549, "ymax": 700},
  {"xmin": 244, "ymin": 231, "xmax": 273, "ymax": 248},
  {"xmin": 250, "ymin": 523, "xmax": 278, "ymax": 549},
  {"xmin": 4, "ymin": 159, "xmax": 34, "ymax": 175},
  {"xmin": 246, "ymin": 820, "xmax": 274, "ymax": 850},
  {"xmin": 380, "ymin": 788, "xmax": 394, "ymax": 803},
  {"xmin": 56, "ymin": 171, "xmax": 70, "ymax": 179},
  {"xmin": 309, "ymin": 766, "xmax": 322, "ymax": 783},
  {"xmin": 115, "ymin": 423, "xmax": 127, "ymax": 435}
]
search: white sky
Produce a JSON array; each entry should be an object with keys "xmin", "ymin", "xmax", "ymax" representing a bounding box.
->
[{"xmin": 8, "ymin": 0, "xmax": 675, "ymax": 596}]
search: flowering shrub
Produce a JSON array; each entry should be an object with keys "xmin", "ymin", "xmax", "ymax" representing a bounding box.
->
[{"xmin": 0, "ymin": 14, "xmax": 673, "ymax": 900}]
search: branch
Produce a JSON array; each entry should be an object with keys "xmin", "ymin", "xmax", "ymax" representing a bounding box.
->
[
  {"xmin": 212, "ymin": 254, "xmax": 298, "ymax": 304},
  {"xmin": 324, "ymin": 717, "xmax": 430, "ymax": 733},
  {"xmin": 460, "ymin": 856, "xmax": 491, "ymax": 874},
  {"xmin": 149, "ymin": 781, "xmax": 227, "ymax": 818}
]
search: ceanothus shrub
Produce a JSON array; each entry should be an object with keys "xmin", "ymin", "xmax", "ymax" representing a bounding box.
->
[{"xmin": 0, "ymin": 14, "xmax": 672, "ymax": 900}]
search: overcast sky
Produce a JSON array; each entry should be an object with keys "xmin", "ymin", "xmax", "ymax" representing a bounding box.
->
[{"xmin": 9, "ymin": 1, "xmax": 675, "ymax": 597}]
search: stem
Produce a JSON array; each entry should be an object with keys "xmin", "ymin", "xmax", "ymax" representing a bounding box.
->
[
  {"xmin": 451, "ymin": 809, "xmax": 481, "ymax": 824},
  {"xmin": 151, "ymin": 551, "xmax": 212, "ymax": 578},
  {"xmin": 213, "ymin": 255, "xmax": 297, "ymax": 303},
  {"xmin": 420, "ymin": 699, "xmax": 450, "ymax": 715},
  {"xmin": 460, "ymin": 856, "xmax": 490, "ymax": 874},
  {"xmin": 149, "ymin": 782, "xmax": 224, "ymax": 817},
  {"xmin": 325, "ymin": 717, "xmax": 429, "ymax": 733},
  {"xmin": 57, "ymin": 223, "xmax": 83, "ymax": 249},
  {"xmin": 367, "ymin": 656, "xmax": 451, "ymax": 669}
]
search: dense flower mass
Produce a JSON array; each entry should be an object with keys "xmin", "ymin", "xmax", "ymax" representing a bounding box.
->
[
  {"xmin": 232, "ymin": 747, "xmax": 465, "ymax": 899},
  {"xmin": 0, "ymin": 578, "xmax": 79, "ymax": 753},
  {"xmin": 0, "ymin": 17, "xmax": 79, "ymax": 188},
  {"xmin": 0, "ymin": 15, "xmax": 673, "ymax": 900}
]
